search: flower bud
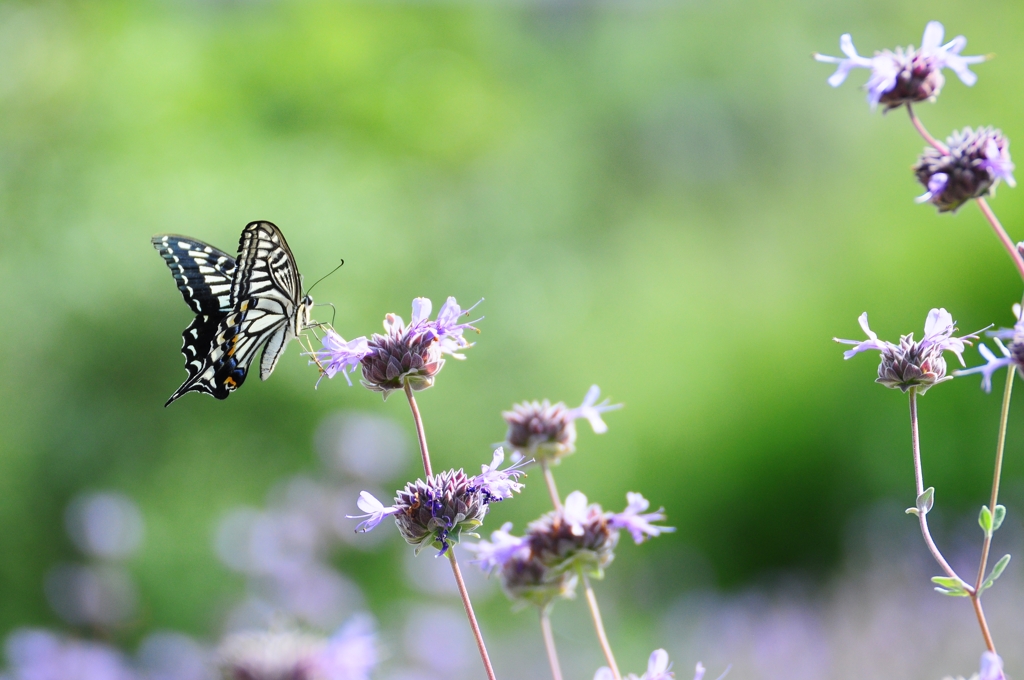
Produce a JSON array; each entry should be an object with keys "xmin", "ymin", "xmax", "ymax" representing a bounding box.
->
[{"xmin": 360, "ymin": 319, "xmax": 443, "ymax": 398}]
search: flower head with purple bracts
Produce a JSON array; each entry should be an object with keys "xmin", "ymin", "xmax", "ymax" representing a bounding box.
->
[
  {"xmin": 308, "ymin": 296, "xmax": 481, "ymax": 398},
  {"xmin": 835, "ymin": 309, "xmax": 979, "ymax": 394},
  {"xmin": 348, "ymin": 451, "xmax": 524, "ymax": 556},
  {"xmin": 814, "ymin": 21, "xmax": 986, "ymax": 111},
  {"xmin": 915, "ymin": 127, "xmax": 1016, "ymax": 212},
  {"xmin": 502, "ymin": 385, "xmax": 623, "ymax": 463}
]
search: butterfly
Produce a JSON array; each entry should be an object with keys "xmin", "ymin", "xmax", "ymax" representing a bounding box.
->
[{"xmin": 152, "ymin": 221, "xmax": 314, "ymax": 406}]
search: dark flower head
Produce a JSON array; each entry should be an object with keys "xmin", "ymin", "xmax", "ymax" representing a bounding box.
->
[
  {"xmin": 467, "ymin": 522, "xmax": 577, "ymax": 608},
  {"xmin": 835, "ymin": 309, "xmax": 979, "ymax": 394},
  {"xmin": 348, "ymin": 451, "xmax": 524, "ymax": 555},
  {"xmin": 814, "ymin": 21, "xmax": 985, "ymax": 111},
  {"xmin": 915, "ymin": 127, "xmax": 1016, "ymax": 212},
  {"xmin": 309, "ymin": 297, "xmax": 481, "ymax": 398},
  {"xmin": 502, "ymin": 385, "xmax": 622, "ymax": 463}
]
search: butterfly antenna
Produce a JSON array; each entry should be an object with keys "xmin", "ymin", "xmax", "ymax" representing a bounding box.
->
[{"xmin": 305, "ymin": 259, "xmax": 345, "ymax": 297}]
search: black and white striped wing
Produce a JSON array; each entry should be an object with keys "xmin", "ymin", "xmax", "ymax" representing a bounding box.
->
[
  {"xmin": 178, "ymin": 222, "xmax": 303, "ymax": 402},
  {"xmin": 152, "ymin": 235, "xmax": 237, "ymax": 405},
  {"xmin": 151, "ymin": 235, "xmax": 235, "ymax": 315},
  {"xmin": 154, "ymin": 222, "xmax": 307, "ymax": 405}
]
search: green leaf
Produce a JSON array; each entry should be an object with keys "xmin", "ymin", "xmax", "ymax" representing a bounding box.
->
[
  {"xmin": 931, "ymin": 576, "xmax": 963, "ymax": 589},
  {"xmin": 980, "ymin": 505, "xmax": 993, "ymax": 533},
  {"xmin": 917, "ymin": 487, "xmax": 935, "ymax": 515},
  {"xmin": 933, "ymin": 586, "xmax": 972, "ymax": 597},
  {"xmin": 980, "ymin": 554, "xmax": 1012, "ymax": 594},
  {"xmin": 905, "ymin": 507, "xmax": 919, "ymax": 516},
  {"xmin": 993, "ymin": 505, "xmax": 1007, "ymax": 532}
]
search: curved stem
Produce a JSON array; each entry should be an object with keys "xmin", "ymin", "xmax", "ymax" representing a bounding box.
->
[
  {"xmin": 404, "ymin": 382, "xmax": 432, "ymax": 478},
  {"xmin": 540, "ymin": 608, "xmax": 564, "ymax": 680},
  {"xmin": 448, "ymin": 549, "xmax": 498, "ymax": 680},
  {"xmin": 906, "ymin": 104, "xmax": 948, "ymax": 153},
  {"xmin": 580, "ymin": 569, "xmax": 621, "ymax": 680},
  {"xmin": 976, "ymin": 197, "xmax": 1024, "ymax": 283},
  {"xmin": 908, "ymin": 390, "xmax": 966, "ymax": 584},
  {"xmin": 540, "ymin": 459, "xmax": 563, "ymax": 511}
]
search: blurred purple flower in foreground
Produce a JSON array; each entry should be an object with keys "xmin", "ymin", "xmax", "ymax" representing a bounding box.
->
[
  {"xmin": 814, "ymin": 21, "xmax": 985, "ymax": 110},
  {"xmin": 1, "ymin": 629, "xmax": 136, "ymax": 680},
  {"xmin": 835, "ymin": 308, "xmax": 978, "ymax": 393},
  {"xmin": 217, "ymin": 617, "xmax": 377, "ymax": 680}
]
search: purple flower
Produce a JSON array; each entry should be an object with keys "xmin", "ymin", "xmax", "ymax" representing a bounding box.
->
[
  {"xmin": 979, "ymin": 651, "xmax": 1005, "ymax": 680},
  {"xmin": 346, "ymin": 491, "xmax": 399, "ymax": 533},
  {"xmin": 915, "ymin": 172, "xmax": 949, "ymax": 204},
  {"xmin": 814, "ymin": 21, "xmax": 986, "ymax": 110},
  {"xmin": 309, "ymin": 331, "xmax": 371, "ymax": 386},
  {"xmin": 594, "ymin": 649, "xmax": 677, "ymax": 680},
  {"xmin": 311, "ymin": 616, "xmax": 378, "ymax": 680},
  {"xmin": 834, "ymin": 309, "xmax": 978, "ymax": 393},
  {"xmin": 607, "ymin": 492, "xmax": 676, "ymax": 544},
  {"xmin": 465, "ymin": 522, "xmax": 530, "ymax": 574},
  {"xmin": 955, "ymin": 340, "xmax": 1013, "ymax": 392},
  {"xmin": 979, "ymin": 138, "xmax": 1017, "ymax": 188},
  {"xmin": 422, "ymin": 296, "xmax": 483, "ymax": 359},
  {"xmin": 469, "ymin": 448, "xmax": 528, "ymax": 503}
]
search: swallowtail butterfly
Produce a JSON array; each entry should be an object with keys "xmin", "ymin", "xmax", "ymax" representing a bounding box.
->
[{"xmin": 152, "ymin": 221, "xmax": 313, "ymax": 406}]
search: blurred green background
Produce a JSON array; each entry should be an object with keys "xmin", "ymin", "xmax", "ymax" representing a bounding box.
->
[{"xmin": 2, "ymin": 0, "xmax": 1024, "ymax": 672}]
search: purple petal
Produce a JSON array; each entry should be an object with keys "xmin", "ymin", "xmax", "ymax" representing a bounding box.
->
[{"xmin": 921, "ymin": 21, "xmax": 945, "ymax": 52}]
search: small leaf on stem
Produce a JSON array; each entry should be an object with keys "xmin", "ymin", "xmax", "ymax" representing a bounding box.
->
[
  {"xmin": 980, "ymin": 554, "xmax": 1012, "ymax": 594},
  {"xmin": 917, "ymin": 487, "xmax": 935, "ymax": 515},
  {"xmin": 980, "ymin": 505, "xmax": 994, "ymax": 534},
  {"xmin": 931, "ymin": 575, "xmax": 971, "ymax": 597},
  {"xmin": 993, "ymin": 505, "xmax": 1007, "ymax": 532}
]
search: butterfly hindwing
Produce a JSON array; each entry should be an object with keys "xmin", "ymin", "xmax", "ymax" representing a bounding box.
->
[{"xmin": 154, "ymin": 221, "xmax": 312, "ymax": 405}]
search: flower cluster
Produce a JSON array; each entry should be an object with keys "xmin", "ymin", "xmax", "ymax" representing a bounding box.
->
[
  {"xmin": 814, "ymin": 21, "xmax": 985, "ymax": 110},
  {"xmin": 502, "ymin": 385, "xmax": 622, "ymax": 463},
  {"xmin": 349, "ymin": 449, "xmax": 526, "ymax": 555},
  {"xmin": 311, "ymin": 296, "xmax": 481, "ymax": 398},
  {"xmin": 835, "ymin": 308, "xmax": 978, "ymax": 394},
  {"xmin": 915, "ymin": 127, "xmax": 1016, "ymax": 212},
  {"xmin": 470, "ymin": 491, "xmax": 673, "ymax": 605}
]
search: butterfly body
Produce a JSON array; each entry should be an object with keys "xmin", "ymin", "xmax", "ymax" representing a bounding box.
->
[{"xmin": 152, "ymin": 221, "xmax": 313, "ymax": 406}]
